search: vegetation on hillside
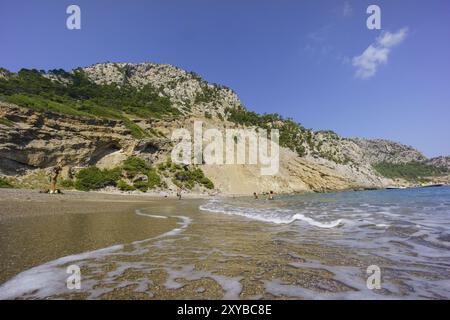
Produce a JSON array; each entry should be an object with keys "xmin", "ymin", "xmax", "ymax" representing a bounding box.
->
[
  {"xmin": 0, "ymin": 117, "xmax": 14, "ymax": 127},
  {"xmin": 70, "ymin": 156, "xmax": 212, "ymax": 192},
  {"xmin": 373, "ymin": 161, "xmax": 449, "ymax": 181},
  {"xmin": 158, "ymin": 158, "xmax": 214, "ymax": 190},
  {"xmin": 0, "ymin": 68, "xmax": 180, "ymax": 138},
  {"xmin": 225, "ymin": 106, "xmax": 315, "ymax": 157},
  {"xmin": 0, "ymin": 177, "xmax": 13, "ymax": 188},
  {"xmin": 121, "ymin": 156, "xmax": 161, "ymax": 191},
  {"xmin": 74, "ymin": 166, "xmax": 122, "ymax": 191}
]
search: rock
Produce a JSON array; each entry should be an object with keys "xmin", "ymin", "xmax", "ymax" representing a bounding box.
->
[
  {"xmin": 132, "ymin": 173, "xmax": 148, "ymax": 183},
  {"xmin": 351, "ymin": 138, "xmax": 426, "ymax": 164}
]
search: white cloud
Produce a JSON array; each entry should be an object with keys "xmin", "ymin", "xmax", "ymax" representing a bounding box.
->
[
  {"xmin": 377, "ymin": 28, "xmax": 408, "ymax": 47},
  {"xmin": 343, "ymin": 1, "xmax": 353, "ymax": 17},
  {"xmin": 352, "ymin": 28, "xmax": 408, "ymax": 79}
]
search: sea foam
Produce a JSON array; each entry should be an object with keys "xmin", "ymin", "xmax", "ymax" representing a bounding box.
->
[{"xmin": 199, "ymin": 200, "xmax": 343, "ymax": 228}]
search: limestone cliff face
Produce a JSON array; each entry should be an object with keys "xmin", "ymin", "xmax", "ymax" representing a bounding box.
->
[{"xmin": 0, "ymin": 102, "xmax": 170, "ymax": 175}]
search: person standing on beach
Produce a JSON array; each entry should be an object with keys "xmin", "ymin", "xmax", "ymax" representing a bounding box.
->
[
  {"xmin": 268, "ymin": 190, "xmax": 275, "ymax": 200},
  {"xmin": 253, "ymin": 192, "xmax": 258, "ymax": 199},
  {"xmin": 49, "ymin": 164, "xmax": 62, "ymax": 194},
  {"xmin": 176, "ymin": 187, "xmax": 182, "ymax": 200}
]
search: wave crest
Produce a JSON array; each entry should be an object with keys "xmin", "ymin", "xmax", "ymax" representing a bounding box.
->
[{"xmin": 199, "ymin": 200, "xmax": 343, "ymax": 228}]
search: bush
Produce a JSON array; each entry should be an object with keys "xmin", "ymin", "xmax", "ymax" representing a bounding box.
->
[
  {"xmin": 74, "ymin": 166, "xmax": 121, "ymax": 191},
  {"xmin": 133, "ymin": 181, "xmax": 149, "ymax": 192},
  {"xmin": 0, "ymin": 177, "xmax": 13, "ymax": 188},
  {"xmin": 117, "ymin": 179, "xmax": 135, "ymax": 191},
  {"xmin": 59, "ymin": 179, "xmax": 75, "ymax": 189},
  {"xmin": 122, "ymin": 156, "xmax": 161, "ymax": 190},
  {"xmin": 172, "ymin": 167, "xmax": 214, "ymax": 190},
  {"xmin": 122, "ymin": 156, "xmax": 151, "ymax": 178},
  {"xmin": 146, "ymin": 170, "xmax": 161, "ymax": 188},
  {"xmin": 200, "ymin": 176, "xmax": 214, "ymax": 189}
]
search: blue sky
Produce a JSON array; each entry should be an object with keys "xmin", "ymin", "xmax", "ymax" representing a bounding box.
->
[{"xmin": 1, "ymin": 0, "xmax": 449, "ymax": 157}]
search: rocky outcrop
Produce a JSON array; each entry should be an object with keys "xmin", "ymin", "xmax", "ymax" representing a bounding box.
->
[
  {"xmin": 81, "ymin": 63, "xmax": 241, "ymax": 118},
  {"xmin": 427, "ymin": 156, "xmax": 450, "ymax": 170},
  {"xmin": 350, "ymin": 138, "xmax": 426, "ymax": 164}
]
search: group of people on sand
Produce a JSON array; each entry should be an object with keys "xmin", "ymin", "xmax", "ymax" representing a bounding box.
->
[{"xmin": 253, "ymin": 190, "xmax": 275, "ymax": 200}]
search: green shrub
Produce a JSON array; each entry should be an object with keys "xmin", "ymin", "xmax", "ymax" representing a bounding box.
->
[
  {"xmin": 59, "ymin": 179, "xmax": 75, "ymax": 189},
  {"xmin": 146, "ymin": 170, "xmax": 161, "ymax": 188},
  {"xmin": 74, "ymin": 166, "xmax": 121, "ymax": 191},
  {"xmin": 200, "ymin": 176, "xmax": 214, "ymax": 189},
  {"xmin": 117, "ymin": 179, "xmax": 135, "ymax": 191},
  {"xmin": 133, "ymin": 181, "xmax": 149, "ymax": 192},
  {"xmin": 122, "ymin": 156, "xmax": 161, "ymax": 190},
  {"xmin": 0, "ymin": 177, "xmax": 13, "ymax": 188},
  {"xmin": 122, "ymin": 156, "xmax": 151, "ymax": 178},
  {"xmin": 172, "ymin": 167, "xmax": 214, "ymax": 190}
]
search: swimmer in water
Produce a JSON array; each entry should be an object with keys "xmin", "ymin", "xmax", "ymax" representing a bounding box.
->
[{"xmin": 176, "ymin": 187, "xmax": 182, "ymax": 200}]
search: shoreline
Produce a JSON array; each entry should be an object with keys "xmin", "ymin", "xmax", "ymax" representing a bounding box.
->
[
  {"xmin": 1, "ymin": 183, "xmax": 447, "ymax": 203},
  {"xmin": 0, "ymin": 184, "xmax": 387, "ymax": 199}
]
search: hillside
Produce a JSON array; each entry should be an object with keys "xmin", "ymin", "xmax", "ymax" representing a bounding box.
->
[{"xmin": 0, "ymin": 63, "xmax": 448, "ymax": 194}]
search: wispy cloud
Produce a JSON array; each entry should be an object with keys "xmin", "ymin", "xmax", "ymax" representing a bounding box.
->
[
  {"xmin": 352, "ymin": 28, "xmax": 408, "ymax": 79},
  {"xmin": 342, "ymin": 1, "xmax": 353, "ymax": 17},
  {"xmin": 307, "ymin": 25, "xmax": 331, "ymax": 43},
  {"xmin": 303, "ymin": 25, "xmax": 335, "ymax": 64}
]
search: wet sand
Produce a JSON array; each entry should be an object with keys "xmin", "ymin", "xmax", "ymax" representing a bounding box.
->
[{"xmin": 0, "ymin": 189, "xmax": 178, "ymax": 285}]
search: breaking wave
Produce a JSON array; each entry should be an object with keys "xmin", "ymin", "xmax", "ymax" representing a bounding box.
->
[{"xmin": 199, "ymin": 200, "xmax": 343, "ymax": 228}]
